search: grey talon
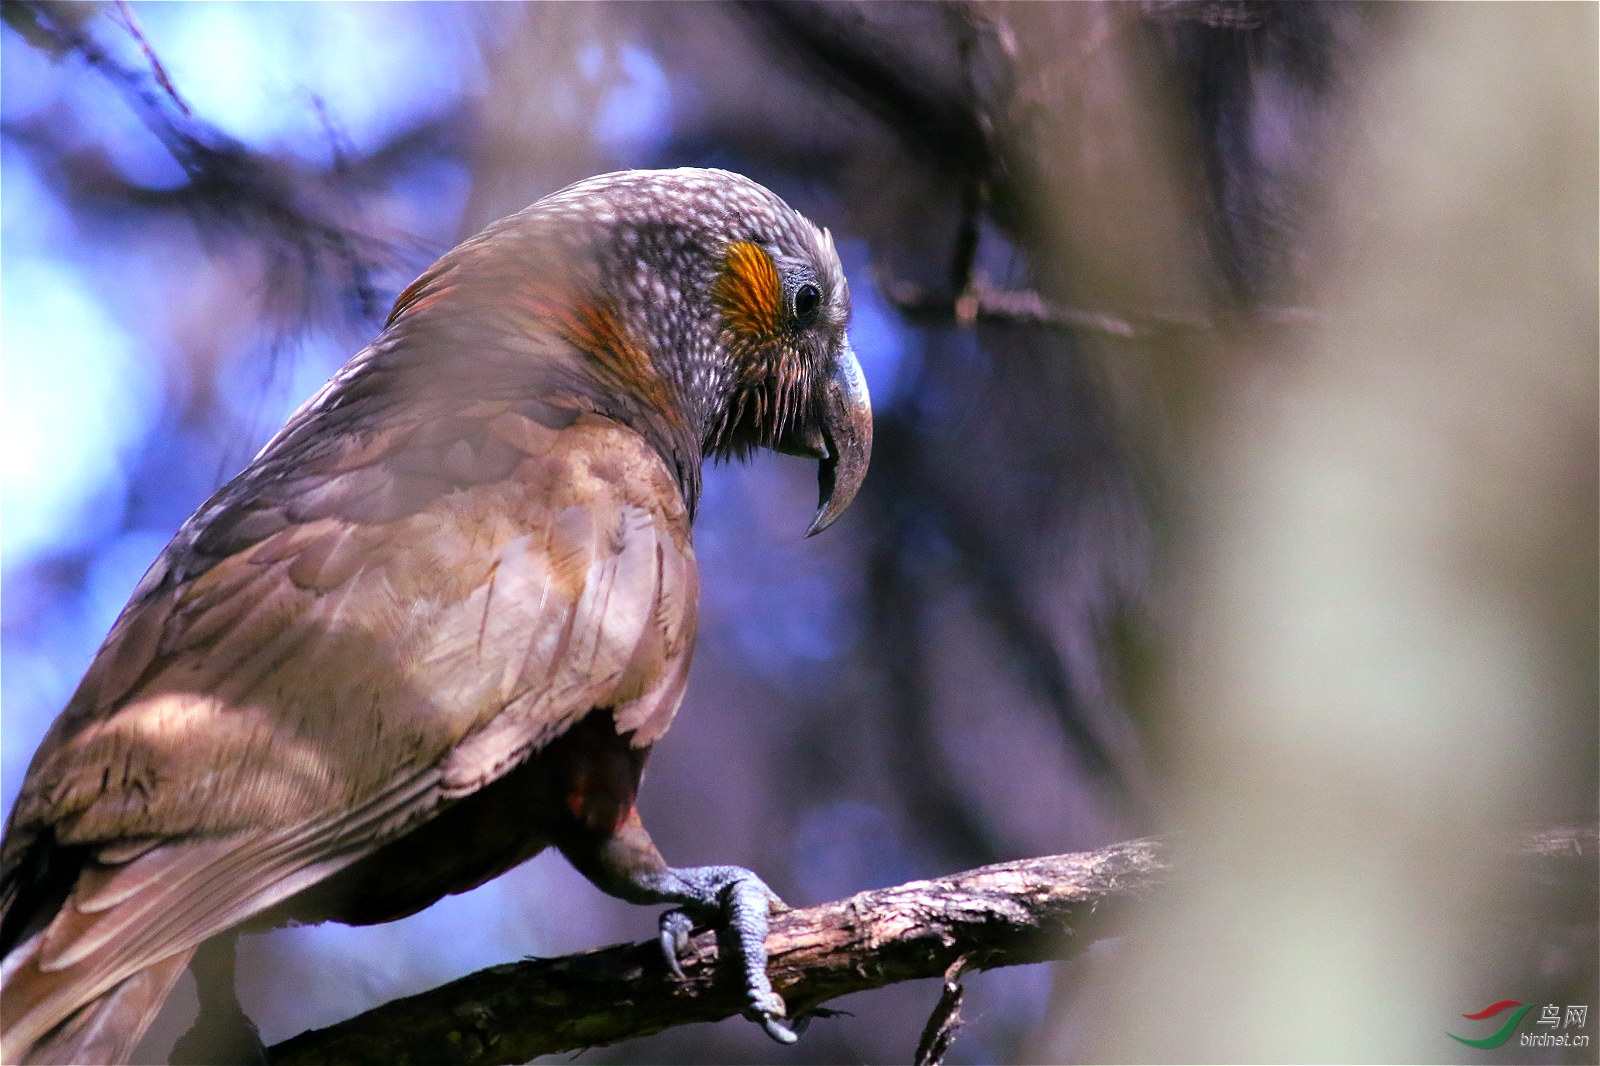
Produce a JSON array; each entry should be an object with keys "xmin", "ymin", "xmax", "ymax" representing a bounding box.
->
[
  {"xmin": 659, "ymin": 928, "xmax": 685, "ymax": 979},
  {"xmin": 658, "ymin": 909, "xmax": 694, "ymax": 979},
  {"xmin": 747, "ymin": 988, "xmax": 795, "ymax": 1045},
  {"xmin": 761, "ymin": 1014, "xmax": 800, "ymax": 1045}
]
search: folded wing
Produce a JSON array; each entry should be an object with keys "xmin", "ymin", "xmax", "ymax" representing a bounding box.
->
[{"xmin": 0, "ymin": 398, "xmax": 697, "ymax": 1062}]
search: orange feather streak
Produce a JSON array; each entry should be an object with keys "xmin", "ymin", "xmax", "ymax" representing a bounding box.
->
[
  {"xmin": 714, "ymin": 240, "xmax": 783, "ymax": 342},
  {"xmin": 514, "ymin": 284, "xmax": 683, "ymax": 425}
]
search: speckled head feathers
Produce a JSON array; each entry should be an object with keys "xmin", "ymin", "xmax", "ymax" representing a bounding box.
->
[
  {"xmin": 380, "ymin": 168, "xmax": 867, "ymax": 523},
  {"xmin": 531, "ymin": 168, "xmax": 850, "ymax": 403}
]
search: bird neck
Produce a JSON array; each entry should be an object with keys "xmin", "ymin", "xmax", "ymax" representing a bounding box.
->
[{"xmin": 381, "ymin": 263, "xmax": 715, "ymax": 522}]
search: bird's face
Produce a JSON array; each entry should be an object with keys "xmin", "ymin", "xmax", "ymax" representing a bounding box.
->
[
  {"xmin": 700, "ymin": 195, "xmax": 871, "ymax": 537},
  {"xmin": 532, "ymin": 169, "xmax": 873, "ymax": 535},
  {"xmin": 380, "ymin": 169, "xmax": 871, "ymax": 534}
]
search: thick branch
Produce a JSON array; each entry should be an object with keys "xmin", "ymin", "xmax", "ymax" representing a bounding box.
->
[
  {"xmin": 268, "ymin": 837, "xmax": 1170, "ymax": 1066},
  {"xmin": 265, "ymin": 825, "xmax": 1595, "ymax": 1064}
]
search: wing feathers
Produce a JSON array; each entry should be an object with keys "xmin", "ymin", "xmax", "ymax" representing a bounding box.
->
[
  {"xmin": 284, "ymin": 525, "xmax": 366, "ymax": 591},
  {"xmin": 1, "ymin": 410, "xmax": 697, "ymax": 1062},
  {"xmin": 8, "ymin": 766, "xmax": 441, "ymax": 1056},
  {"xmin": 86, "ymin": 595, "xmax": 175, "ymax": 716},
  {"xmin": 439, "ymin": 497, "xmax": 671, "ymax": 796},
  {"xmin": 20, "ymin": 948, "xmax": 191, "ymax": 1066},
  {"xmin": 615, "ymin": 532, "xmax": 698, "ymax": 745}
]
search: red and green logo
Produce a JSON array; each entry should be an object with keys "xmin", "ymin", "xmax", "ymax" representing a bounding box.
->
[{"xmin": 1448, "ymin": 1000, "xmax": 1535, "ymax": 1049}]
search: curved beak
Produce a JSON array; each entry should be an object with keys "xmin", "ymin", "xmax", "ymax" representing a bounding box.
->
[{"xmin": 803, "ymin": 343, "xmax": 872, "ymax": 537}]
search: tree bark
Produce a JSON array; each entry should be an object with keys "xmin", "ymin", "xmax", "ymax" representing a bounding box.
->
[
  {"xmin": 265, "ymin": 825, "xmax": 1595, "ymax": 1065},
  {"xmin": 267, "ymin": 837, "xmax": 1171, "ymax": 1065}
]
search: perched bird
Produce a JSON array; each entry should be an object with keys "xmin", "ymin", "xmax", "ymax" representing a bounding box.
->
[{"xmin": 0, "ymin": 168, "xmax": 871, "ymax": 1065}]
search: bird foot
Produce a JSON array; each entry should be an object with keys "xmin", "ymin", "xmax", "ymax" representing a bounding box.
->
[{"xmin": 653, "ymin": 865, "xmax": 795, "ymax": 1044}]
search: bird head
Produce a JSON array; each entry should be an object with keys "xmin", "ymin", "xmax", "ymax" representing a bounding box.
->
[{"xmin": 383, "ymin": 168, "xmax": 872, "ymax": 535}]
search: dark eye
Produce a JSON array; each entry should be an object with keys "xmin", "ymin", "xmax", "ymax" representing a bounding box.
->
[{"xmin": 793, "ymin": 282, "xmax": 821, "ymax": 320}]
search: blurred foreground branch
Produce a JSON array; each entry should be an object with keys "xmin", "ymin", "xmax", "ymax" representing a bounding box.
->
[
  {"xmin": 881, "ymin": 275, "xmax": 1321, "ymax": 340},
  {"xmin": 4, "ymin": 0, "xmax": 445, "ymax": 322},
  {"xmin": 266, "ymin": 826, "xmax": 1594, "ymax": 1065}
]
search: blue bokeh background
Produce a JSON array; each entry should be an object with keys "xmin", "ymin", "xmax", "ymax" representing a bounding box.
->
[
  {"xmin": 2, "ymin": 6, "xmax": 1053, "ymax": 1062},
  {"xmin": 6, "ymin": 5, "xmax": 1596, "ymax": 1065}
]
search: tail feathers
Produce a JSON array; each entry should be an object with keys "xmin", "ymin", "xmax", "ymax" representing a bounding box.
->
[
  {"xmin": 2, "ymin": 899, "xmax": 194, "ymax": 1066},
  {"xmin": 4, "ymin": 950, "xmax": 191, "ymax": 1065}
]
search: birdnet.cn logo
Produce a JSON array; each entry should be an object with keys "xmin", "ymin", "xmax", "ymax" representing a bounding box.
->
[{"xmin": 1448, "ymin": 1000, "xmax": 1590, "ymax": 1050}]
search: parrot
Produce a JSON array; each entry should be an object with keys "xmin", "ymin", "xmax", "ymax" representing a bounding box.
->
[{"xmin": 0, "ymin": 167, "xmax": 871, "ymax": 1064}]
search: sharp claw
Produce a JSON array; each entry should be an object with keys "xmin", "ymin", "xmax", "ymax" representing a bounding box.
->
[
  {"xmin": 659, "ymin": 927, "xmax": 685, "ymax": 979},
  {"xmin": 760, "ymin": 1014, "xmax": 800, "ymax": 1045},
  {"xmin": 747, "ymin": 989, "xmax": 795, "ymax": 1044},
  {"xmin": 658, "ymin": 909, "xmax": 694, "ymax": 980}
]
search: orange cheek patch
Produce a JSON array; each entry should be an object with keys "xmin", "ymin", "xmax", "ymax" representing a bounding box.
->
[{"xmin": 715, "ymin": 240, "xmax": 783, "ymax": 341}]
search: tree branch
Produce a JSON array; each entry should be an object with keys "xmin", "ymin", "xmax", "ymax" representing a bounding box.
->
[
  {"xmin": 4, "ymin": 0, "xmax": 448, "ymax": 324},
  {"xmin": 264, "ymin": 824, "xmax": 1595, "ymax": 1064},
  {"xmin": 881, "ymin": 275, "xmax": 1321, "ymax": 341},
  {"xmin": 267, "ymin": 837, "xmax": 1171, "ymax": 1065},
  {"xmin": 734, "ymin": 0, "xmax": 992, "ymax": 179}
]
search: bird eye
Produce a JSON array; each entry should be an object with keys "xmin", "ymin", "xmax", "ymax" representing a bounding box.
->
[{"xmin": 793, "ymin": 282, "xmax": 822, "ymax": 321}]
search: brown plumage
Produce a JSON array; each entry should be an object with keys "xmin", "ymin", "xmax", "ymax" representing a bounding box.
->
[{"xmin": 0, "ymin": 168, "xmax": 870, "ymax": 1064}]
